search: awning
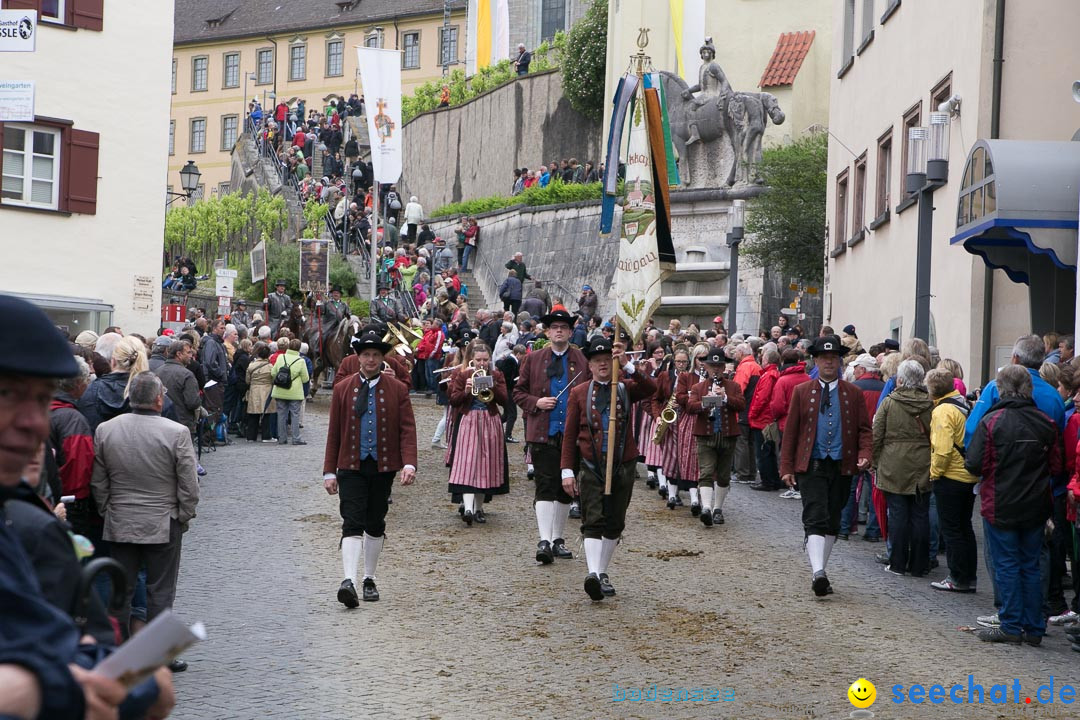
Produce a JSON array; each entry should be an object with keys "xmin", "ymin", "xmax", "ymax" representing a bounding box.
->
[{"xmin": 950, "ymin": 139, "xmax": 1080, "ymax": 284}]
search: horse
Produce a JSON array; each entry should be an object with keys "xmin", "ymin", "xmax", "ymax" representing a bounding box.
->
[
  {"xmin": 300, "ymin": 314, "xmax": 359, "ymax": 396},
  {"xmin": 659, "ymin": 71, "xmax": 738, "ymax": 188}
]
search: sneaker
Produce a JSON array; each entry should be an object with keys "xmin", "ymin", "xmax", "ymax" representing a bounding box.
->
[
  {"xmin": 291, "ymin": 439, "xmax": 308, "ymax": 446},
  {"xmin": 786, "ymin": 490, "xmax": 801, "ymax": 500},
  {"xmin": 976, "ymin": 613, "xmax": 1001, "ymax": 628},
  {"xmin": 1022, "ymin": 633, "xmax": 1043, "ymax": 647},
  {"xmin": 1049, "ymin": 610, "xmax": 1079, "ymax": 625},
  {"xmin": 977, "ymin": 627, "xmax": 1021, "ymax": 644},
  {"xmin": 863, "ymin": 534, "xmax": 881, "ymax": 543},
  {"xmin": 837, "ymin": 533, "xmax": 849, "ymax": 541},
  {"xmin": 884, "ymin": 565, "xmax": 905, "ymax": 576},
  {"xmin": 197, "ymin": 464, "xmax": 207, "ymax": 477},
  {"xmin": 875, "ymin": 552, "xmax": 891, "ymax": 565},
  {"xmin": 505, "ymin": 437, "xmax": 520, "ymax": 444},
  {"xmin": 930, "ymin": 577, "xmax": 976, "ymax": 593}
]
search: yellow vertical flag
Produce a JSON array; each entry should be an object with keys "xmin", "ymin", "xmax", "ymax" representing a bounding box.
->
[
  {"xmin": 669, "ymin": 0, "xmax": 686, "ymax": 78},
  {"xmin": 477, "ymin": 0, "xmax": 493, "ymax": 70},
  {"xmin": 670, "ymin": 0, "xmax": 706, "ymax": 80}
]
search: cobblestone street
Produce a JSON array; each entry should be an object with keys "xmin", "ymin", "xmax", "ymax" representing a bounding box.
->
[{"xmin": 171, "ymin": 396, "xmax": 1078, "ymax": 719}]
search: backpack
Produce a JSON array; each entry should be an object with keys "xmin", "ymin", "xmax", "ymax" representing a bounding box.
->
[
  {"xmin": 387, "ymin": 192, "xmax": 402, "ymax": 210},
  {"xmin": 274, "ymin": 357, "xmax": 300, "ymax": 389},
  {"xmin": 939, "ymin": 395, "xmax": 970, "ymax": 457}
]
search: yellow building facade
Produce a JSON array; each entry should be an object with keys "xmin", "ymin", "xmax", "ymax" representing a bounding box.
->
[{"xmin": 171, "ymin": 0, "xmax": 466, "ymax": 198}]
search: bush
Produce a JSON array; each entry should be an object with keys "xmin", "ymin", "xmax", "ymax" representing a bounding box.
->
[
  {"xmin": 234, "ymin": 239, "xmax": 359, "ymax": 302},
  {"xmin": 346, "ymin": 297, "xmax": 370, "ymax": 319},
  {"xmin": 429, "ymin": 179, "xmax": 605, "ymax": 218},
  {"xmin": 561, "ymin": 0, "xmax": 608, "ymax": 122}
]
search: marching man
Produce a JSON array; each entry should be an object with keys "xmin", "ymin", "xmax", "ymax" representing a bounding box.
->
[
  {"xmin": 323, "ymin": 328, "xmax": 417, "ymax": 606},
  {"xmin": 681, "ymin": 348, "xmax": 746, "ymax": 527},
  {"xmin": 779, "ymin": 334, "xmax": 872, "ymax": 597},
  {"xmin": 560, "ymin": 337, "xmax": 656, "ymax": 601},
  {"xmin": 513, "ymin": 306, "xmax": 590, "ymax": 564}
]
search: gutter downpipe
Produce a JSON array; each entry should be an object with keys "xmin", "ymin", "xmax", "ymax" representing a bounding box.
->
[
  {"xmin": 266, "ymin": 35, "xmax": 278, "ymax": 97},
  {"xmin": 982, "ymin": 0, "xmax": 1005, "ymax": 386}
]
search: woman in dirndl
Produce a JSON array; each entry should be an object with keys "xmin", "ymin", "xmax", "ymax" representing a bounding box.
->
[
  {"xmin": 657, "ymin": 348, "xmax": 694, "ymax": 510},
  {"xmin": 447, "ymin": 342, "xmax": 509, "ymax": 526},
  {"xmin": 673, "ymin": 345, "xmax": 708, "ymax": 519},
  {"xmin": 636, "ymin": 343, "xmax": 666, "ymax": 493}
]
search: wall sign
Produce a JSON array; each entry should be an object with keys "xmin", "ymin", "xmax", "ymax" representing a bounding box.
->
[
  {"xmin": 0, "ymin": 80, "xmax": 33, "ymax": 121},
  {"xmin": 0, "ymin": 10, "xmax": 35, "ymax": 52}
]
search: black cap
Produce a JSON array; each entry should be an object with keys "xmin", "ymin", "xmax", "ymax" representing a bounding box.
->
[
  {"xmin": 377, "ymin": 281, "xmax": 390, "ymax": 292},
  {"xmin": 236, "ymin": 299, "xmax": 246, "ymax": 306},
  {"xmin": 0, "ymin": 295, "xmax": 79, "ymax": 378},
  {"xmin": 539, "ymin": 308, "xmax": 575, "ymax": 327},
  {"xmin": 883, "ymin": 338, "xmax": 900, "ymax": 351},
  {"xmin": 704, "ymin": 349, "xmax": 727, "ymax": 366},
  {"xmin": 350, "ymin": 328, "xmax": 392, "ymax": 355},
  {"xmin": 583, "ymin": 337, "xmax": 613, "ymax": 359},
  {"xmin": 275, "ymin": 279, "xmax": 288, "ymax": 287},
  {"xmin": 809, "ymin": 335, "xmax": 848, "ymax": 357},
  {"xmin": 331, "ymin": 284, "xmax": 343, "ymax": 293},
  {"xmin": 842, "ymin": 324, "xmax": 856, "ymax": 336}
]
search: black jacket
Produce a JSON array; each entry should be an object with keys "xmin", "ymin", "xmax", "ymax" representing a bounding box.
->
[
  {"xmin": 965, "ymin": 397, "xmax": 1062, "ymax": 530},
  {"xmin": 78, "ymin": 372, "xmax": 178, "ymax": 433},
  {"xmin": 496, "ymin": 355, "xmax": 520, "ymax": 395},
  {"xmin": 479, "ymin": 320, "xmax": 500, "ymax": 351}
]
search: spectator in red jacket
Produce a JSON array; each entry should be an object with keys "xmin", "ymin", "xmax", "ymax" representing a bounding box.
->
[
  {"xmin": 770, "ymin": 348, "xmax": 810, "ymax": 434},
  {"xmin": 415, "ymin": 319, "xmax": 445, "ymax": 398},
  {"xmin": 49, "ymin": 355, "xmax": 96, "ymax": 537},
  {"xmin": 748, "ymin": 344, "xmax": 781, "ymax": 491}
]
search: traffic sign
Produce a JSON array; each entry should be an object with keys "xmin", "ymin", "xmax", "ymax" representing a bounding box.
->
[{"xmin": 216, "ymin": 276, "xmax": 235, "ymax": 297}]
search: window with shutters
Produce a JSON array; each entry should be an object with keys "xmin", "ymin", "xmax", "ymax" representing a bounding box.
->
[
  {"xmin": 402, "ymin": 32, "xmax": 420, "ymax": 69},
  {"xmin": 541, "ymin": 0, "xmax": 565, "ymax": 42},
  {"xmin": 223, "ymin": 53, "xmax": 240, "ymax": 88},
  {"xmin": 875, "ymin": 127, "xmax": 892, "ymax": 221},
  {"xmin": 834, "ymin": 169, "xmax": 849, "ymax": 251},
  {"xmin": 169, "ymin": 120, "xmax": 175, "ymax": 156},
  {"xmin": 440, "ymin": 26, "xmax": 458, "ymax": 67},
  {"xmin": 852, "ymin": 153, "xmax": 867, "ymax": 241},
  {"xmin": 190, "ymin": 118, "xmax": 206, "ymax": 153},
  {"xmin": 218, "ymin": 182, "xmax": 230, "ymax": 196},
  {"xmin": 0, "ymin": 119, "xmax": 99, "ymax": 214},
  {"xmin": 326, "ymin": 40, "xmax": 344, "ymax": 77},
  {"xmin": 221, "ymin": 115, "xmax": 238, "ymax": 150},
  {"xmin": 171, "ymin": 59, "xmax": 177, "ymax": 94},
  {"xmin": 3, "ymin": 0, "xmax": 101, "ymax": 30},
  {"xmin": 257, "ymin": 48, "xmax": 274, "ymax": 85},
  {"xmin": 192, "ymin": 56, "xmax": 208, "ymax": 92},
  {"xmin": 1, "ymin": 124, "xmax": 60, "ymax": 210},
  {"xmin": 289, "ymin": 43, "xmax": 306, "ymax": 81}
]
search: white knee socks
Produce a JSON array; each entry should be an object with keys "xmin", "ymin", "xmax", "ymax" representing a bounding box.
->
[
  {"xmin": 700, "ymin": 485, "xmax": 714, "ymax": 512},
  {"xmin": 689, "ymin": 487, "xmax": 700, "ymax": 505},
  {"xmin": 584, "ymin": 538, "xmax": 603, "ymax": 575},
  {"xmin": 806, "ymin": 534, "xmax": 825, "ymax": 574},
  {"xmin": 553, "ymin": 501, "xmax": 571, "ymax": 541},
  {"xmin": 463, "ymin": 493, "xmax": 475, "ymax": 514},
  {"xmin": 363, "ymin": 533, "xmax": 383, "ymax": 580},
  {"xmin": 342, "ymin": 535, "xmax": 363, "ymax": 582},
  {"xmin": 474, "ymin": 495, "xmax": 484, "ymax": 513},
  {"xmin": 667, "ymin": 481, "xmax": 679, "ymax": 501},
  {"xmin": 535, "ymin": 501, "xmax": 554, "ymax": 542},
  {"xmin": 600, "ymin": 537, "xmax": 618, "ymax": 574},
  {"xmin": 657, "ymin": 468, "xmax": 668, "ymax": 489},
  {"xmin": 715, "ymin": 485, "xmax": 730, "ymax": 510},
  {"xmin": 823, "ymin": 535, "xmax": 836, "ymax": 567}
]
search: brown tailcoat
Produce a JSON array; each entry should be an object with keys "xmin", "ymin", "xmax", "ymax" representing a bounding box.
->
[
  {"xmin": 323, "ymin": 372, "xmax": 418, "ymax": 475},
  {"xmin": 679, "ymin": 376, "xmax": 745, "ymax": 437},
  {"xmin": 560, "ymin": 372, "xmax": 657, "ymax": 470},
  {"xmin": 512, "ymin": 345, "xmax": 591, "ymax": 443},
  {"xmin": 778, "ymin": 378, "xmax": 872, "ymax": 478}
]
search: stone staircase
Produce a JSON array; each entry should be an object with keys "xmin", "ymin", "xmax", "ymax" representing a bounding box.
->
[{"xmin": 457, "ymin": 268, "xmax": 495, "ymax": 313}]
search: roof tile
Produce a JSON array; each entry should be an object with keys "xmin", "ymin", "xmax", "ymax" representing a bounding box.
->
[{"xmin": 759, "ymin": 30, "xmax": 815, "ymax": 88}]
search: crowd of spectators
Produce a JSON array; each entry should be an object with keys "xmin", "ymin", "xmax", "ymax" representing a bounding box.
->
[{"xmin": 511, "ymin": 158, "xmax": 602, "ymax": 194}]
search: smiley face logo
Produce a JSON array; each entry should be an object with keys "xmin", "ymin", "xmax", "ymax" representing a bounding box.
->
[{"xmin": 848, "ymin": 678, "xmax": 876, "ymax": 709}]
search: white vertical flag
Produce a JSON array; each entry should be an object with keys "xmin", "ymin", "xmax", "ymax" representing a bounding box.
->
[
  {"xmin": 670, "ymin": 0, "xmax": 706, "ymax": 81},
  {"xmin": 493, "ymin": 0, "xmax": 510, "ymax": 64},
  {"xmin": 356, "ymin": 47, "xmax": 403, "ymax": 183}
]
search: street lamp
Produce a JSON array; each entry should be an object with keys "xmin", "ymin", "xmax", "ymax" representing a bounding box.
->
[
  {"xmin": 166, "ymin": 160, "xmax": 202, "ymax": 206},
  {"xmin": 726, "ymin": 199, "xmax": 746, "ymax": 333},
  {"xmin": 906, "ymin": 116, "xmax": 949, "ymax": 342}
]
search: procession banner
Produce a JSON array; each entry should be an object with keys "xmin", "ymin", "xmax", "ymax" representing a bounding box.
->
[
  {"xmin": 614, "ymin": 84, "xmax": 675, "ymax": 343},
  {"xmin": 356, "ymin": 47, "xmax": 403, "ymax": 183},
  {"xmin": 600, "ymin": 73, "xmax": 638, "ymax": 236},
  {"xmin": 299, "ymin": 239, "xmax": 330, "ymax": 294},
  {"xmin": 646, "ymin": 73, "xmax": 681, "ymax": 187},
  {"xmin": 250, "ymin": 239, "xmax": 266, "ymax": 283}
]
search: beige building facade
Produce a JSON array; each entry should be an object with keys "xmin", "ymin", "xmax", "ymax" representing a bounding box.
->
[
  {"xmin": 603, "ymin": 0, "xmax": 833, "ymax": 150},
  {"xmin": 1, "ymin": 0, "xmax": 173, "ymax": 334},
  {"xmin": 825, "ymin": 0, "xmax": 1080, "ymax": 386},
  {"xmin": 171, "ymin": 0, "xmax": 466, "ymax": 198}
]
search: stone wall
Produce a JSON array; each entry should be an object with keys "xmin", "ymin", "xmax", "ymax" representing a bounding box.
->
[{"xmin": 400, "ymin": 69, "xmax": 603, "ymax": 211}]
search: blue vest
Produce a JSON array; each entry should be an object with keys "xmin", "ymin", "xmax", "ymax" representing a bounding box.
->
[
  {"xmin": 359, "ymin": 384, "xmax": 378, "ymax": 460},
  {"xmin": 812, "ymin": 382, "xmax": 843, "ymax": 460},
  {"xmin": 547, "ymin": 352, "xmax": 569, "ymax": 437}
]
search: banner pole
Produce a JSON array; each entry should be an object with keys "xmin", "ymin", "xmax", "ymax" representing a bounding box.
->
[{"xmin": 371, "ymin": 182, "xmax": 379, "ymax": 302}]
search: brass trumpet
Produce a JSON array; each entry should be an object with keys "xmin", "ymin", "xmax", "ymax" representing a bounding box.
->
[{"xmin": 468, "ymin": 360, "xmax": 495, "ymax": 403}]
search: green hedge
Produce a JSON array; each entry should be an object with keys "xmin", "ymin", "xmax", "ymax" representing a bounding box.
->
[{"xmin": 430, "ymin": 179, "xmax": 606, "ymax": 219}]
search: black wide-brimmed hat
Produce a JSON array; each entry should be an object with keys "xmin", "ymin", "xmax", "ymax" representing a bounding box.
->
[
  {"xmin": 274, "ymin": 279, "xmax": 288, "ymax": 287},
  {"xmin": 376, "ymin": 281, "xmax": 391, "ymax": 292},
  {"xmin": 0, "ymin": 295, "xmax": 79, "ymax": 378},
  {"xmin": 704, "ymin": 349, "xmax": 727, "ymax": 366},
  {"xmin": 331, "ymin": 284, "xmax": 343, "ymax": 293},
  {"xmin": 351, "ymin": 328, "xmax": 392, "ymax": 355},
  {"xmin": 539, "ymin": 307, "xmax": 575, "ymax": 327},
  {"xmin": 235, "ymin": 299, "xmax": 246, "ymax": 306},
  {"xmin": 809, "ymin": 335, "xmax": 848, "ymax": 357},
  {"xmin": 456, "ymin": 328, "xmax": 477, "ymax": 347},
  {"xmin": 583, "ymin": 337, "xmax": 614, "ymax": 359}
]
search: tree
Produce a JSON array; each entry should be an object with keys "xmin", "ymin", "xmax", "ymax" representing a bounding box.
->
[
  {"xmin": 742, "ymin": 132, "xmax": 827, "ymax": 284},
  {"xmin": 234, "ymin": 238, "xmax": 358, "ymax": 302},
  {"xmin": 561, "ymin": 0, "xmax": 607, "ymax": 122}
]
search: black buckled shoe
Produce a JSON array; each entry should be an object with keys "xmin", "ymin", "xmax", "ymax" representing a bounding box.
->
[
  {"xmin": 474, "ymin": 509, "xmax": 486, "ymax": 524},
  {"xmin": 812, "ymin": 571, "xmax": 832, "ymax": 597},
  {"xmin": 646, "ymin": 477, "xmax": 658, "ymax": 489},
  {"xmin": 700, "ymin": 509, "xmax": 713, "ymax": 527},
  {"xmin": 690, "ymin": 503, "xmax": 702, "ymax": 517},
  {"xmin": 598, "ymin": 573, "xmax": 616, "ymax": 597},
  {"xmin": 169, "ymin": 658, "xmax": 188, "ymax": 673},
  {"xmin": 527, "ymin": 468, "xmax": 535, "ymax": 480},
  {"xmin": 584, "ymin": 573, "xmax": 604, "ymax": 601},
  {"xmin": 667, "ymin": 497, "xmax": 677, "ymax": 510},
  {"xmin": 361, "ymin": 577, "xmax": 379, "ymax": 602},
  {"xmin": 337, "ymin": 579, "xmax": 360, "ymax": 609},
  {"xmin": 658, "ymin": 486, "xmax": 668, "ymax": 499},
  {"xmin": 552, "ymin": 538, "xmax": 573, "ymax": 559},
  {"xmin": 712, "ymin": 508, "xmax": 724, "ymax": 525},
  {"xmin": 463, "ymin": 510, "xmax": 474, "ymax": 526},
  {"xmin": 536, "ymin": 540, "xmax": 554, "ymax": 564}
]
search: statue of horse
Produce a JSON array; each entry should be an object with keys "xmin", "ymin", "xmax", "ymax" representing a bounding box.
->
[
  {"xmin": 659, "ymin": 71, "xmax": 738, "ymax": 188},
  {"xmin": 729, "ymin": 92, "xmax": 786, "ymax": 186}
]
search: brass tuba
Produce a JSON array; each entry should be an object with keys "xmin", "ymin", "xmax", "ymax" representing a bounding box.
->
[{"xmin": 468, "ymin": 361, "xmax": 495, "ymax": 404}]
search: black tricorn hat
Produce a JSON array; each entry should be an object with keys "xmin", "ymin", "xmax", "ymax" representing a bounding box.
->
[
  {"xmin": 809, "ymin": 335, "xmax": 849, "ymax": 357},
  {"xmin": 583, "ymin": 336, "xmax": 614, "ymax": 359},
  {"xmin": 350, "ymin": 328, "xmax": 392, "ymax": 355},
  {"xmin": 0, "ymin": 295, "xmax": 79, "ymax": 378}
]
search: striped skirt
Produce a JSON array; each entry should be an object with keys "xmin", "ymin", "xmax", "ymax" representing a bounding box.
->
[
  {"xmin": 448, "ymin": 410, "xmax": 508, "ymax": 492},
  {"xmin": 673, "ymin": 411, "xmax": 700, "ymax": 486},
  {"xmin": 637, "ymin": 412, "xmax": 658, "ymax": 464},
  {"xmin": 644, "ymin": 417, "xmax": 673, "ymax": 467}
]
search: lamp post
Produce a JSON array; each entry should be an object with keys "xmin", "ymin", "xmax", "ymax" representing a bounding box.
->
[
  {"xmin": 906, "ymin": 112, "xmax": 950, "ymax": 341},
  {"xmin": 243, "ymin": 72, "xmax": 256, "ymax": 133},
  {"xmin": 726, "ymin": 199, "xmax": 746, "ymax": 333},
  {"xmin": 166, "ymin": 160, "xmax": 202, "ymax": 206}
]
